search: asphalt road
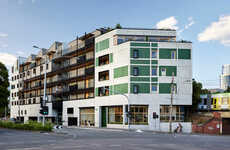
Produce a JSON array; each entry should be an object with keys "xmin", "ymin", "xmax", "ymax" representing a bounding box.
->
[{"xmin": 0, "ymin": 127, "xmax": 230, "ymax": 150}]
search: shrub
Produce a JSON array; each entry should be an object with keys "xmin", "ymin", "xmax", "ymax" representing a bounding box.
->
[{"xmin": 0, "ymin": 121, "xmax": 53, "ymax": 132}]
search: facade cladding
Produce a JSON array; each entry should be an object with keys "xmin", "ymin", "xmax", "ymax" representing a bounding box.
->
[{"xmin": 10, "ymin": 28, "xmax": 192, "ymax": 133}]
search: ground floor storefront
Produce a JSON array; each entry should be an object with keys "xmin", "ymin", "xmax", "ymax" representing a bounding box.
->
[{"xmin": 63, "ymin": 95, "xmax": 192, "ymax": 133}]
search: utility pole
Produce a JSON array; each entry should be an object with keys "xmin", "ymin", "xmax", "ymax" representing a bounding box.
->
[
  {"xmin": 169, "ymin": 72, "xmax": 174, "ymax": 133},
  {"xmin": 42, "ymin": 55, "xmax": 47, "ymax": 127}
]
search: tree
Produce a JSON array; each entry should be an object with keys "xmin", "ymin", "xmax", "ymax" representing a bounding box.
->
[
  {"xmin": 115, "ymin": 23, "xmax": 122, "ymax": 29},
  {"xmin": 0, "ymin": 62, "xmax": 9, "ymax": 117},
  {"xmin": 192, "ymin": 79, "xmax": 210, "ymax": 112},
  {"xmin": 224, "ymin": 86, "xmax": 230, "ymax": 93}
]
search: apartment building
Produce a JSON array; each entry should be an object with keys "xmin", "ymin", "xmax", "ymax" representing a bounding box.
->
[
  {"xmin": 10, "ymin": 29, "xmax": 106, "ymax": 123},
  {"xmin": 220, "ymin": 64, "xmax": 230, "ymax": 90},
  {"xmin": 62, "ymin": 28, "xmax": 193, "ymax": 133},
  {"xmin": 10, "ymin": 56, "xmax": 27, "ymax": 121}
]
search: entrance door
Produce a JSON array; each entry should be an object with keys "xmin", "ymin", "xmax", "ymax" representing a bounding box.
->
[
  {"xmin": 68, "ymin": 117, "xmax": 78, "ymax": 126},
  {"xmin": 101, "ymin": 107, "xmax": 107, "ymax": 127},
  {"xmin": 222, "ymin": 118, "xmax": 230, "ymax": 134}
]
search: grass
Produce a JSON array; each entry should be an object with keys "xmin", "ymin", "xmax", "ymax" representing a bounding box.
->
[{"xmin": 0, "ymin": 121, "xmax": 53, "ymax": 132}]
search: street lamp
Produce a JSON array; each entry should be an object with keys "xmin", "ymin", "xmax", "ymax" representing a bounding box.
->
[{"xmin": 33, "ymin": 45, "xmax": 48, "ymax": 126}]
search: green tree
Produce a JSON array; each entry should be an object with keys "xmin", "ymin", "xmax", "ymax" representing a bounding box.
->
[
  {"xmin": 192, "ymin": 79, "xmax": 210, "ymax": 112},
  {"xmin": 224, "ymin": 86, "xmax": 230, "ymax": 93},
  {"xmin": 115, "ymin": 23, "xmax": 122, "ymax": 29},
  {"xmin": 0, "ymin": 62, "xmax": 9, "ymax": 117}
]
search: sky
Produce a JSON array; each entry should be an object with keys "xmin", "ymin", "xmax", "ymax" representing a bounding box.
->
[{"xmin": 0, "ymin": 0, "xmax": 230, "ymax": 89}]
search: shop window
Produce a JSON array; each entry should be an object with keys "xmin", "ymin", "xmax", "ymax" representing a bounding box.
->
[
  {"xmin": 80, "ymin": 108, "xmax": 95, "ymax": 126},
  {"xmin": 160, "ymin": 105, "xmax": 188, "ymax": 122},
  {"xmin": 129, "ymin": 105, "xmax": 148, "ymax": 125},
  {"xmin": 108, "ymin": 106, "xmax": 123, "ymax": 124}
]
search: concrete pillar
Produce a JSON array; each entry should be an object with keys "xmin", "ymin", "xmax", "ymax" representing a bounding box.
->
[{"xmin": 95, "ymin": 106, "xmax": 100, "ymax": 127}]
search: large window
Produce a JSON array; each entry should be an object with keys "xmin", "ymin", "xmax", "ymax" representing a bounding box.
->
[
  {"xmin": 160, "ymin": 105, "xmax": 189, "ymax": 122},
  {"xmin": 99, "ymin": 54, "xmax": 109, "ymax": 66},
  {"xmin": 129, "ymin": 105, "xmax": 148, "ymax": 125},
  {"xmin": 99, "ymin": 70, "xmax": 109, "ymax": 81},
  {"xmin": 80, "ymin": 108, "xmax": 95, "ymax": 126},
  {"xmin": 108, "ymin": 106, "xmax": 123, "ymax": 124}
]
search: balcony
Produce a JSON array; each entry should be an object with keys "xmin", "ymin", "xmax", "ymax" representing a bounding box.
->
[{"xmin": 85, "ymin": 67, "xmax": 94, "ymax": 76}]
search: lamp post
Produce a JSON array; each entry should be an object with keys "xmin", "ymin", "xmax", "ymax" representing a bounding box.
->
[{"xmin": 33, "ymin": 45, "xmax": 48, "ymax": 126}]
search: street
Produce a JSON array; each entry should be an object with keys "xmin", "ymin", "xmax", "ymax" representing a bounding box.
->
[{"xmin": 0, "ymin": 127, "xmax": 230, "ymax": 150}]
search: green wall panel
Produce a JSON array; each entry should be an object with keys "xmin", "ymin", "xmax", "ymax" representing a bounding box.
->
[
  {"xmin": 159, "ymin": 48, "xmax": 176, "ymax": 59},
  {"xmin": 131, "ymin": 60, "xmax": 150, "ymax": 64},
  {"xmin": 96, "ymin": 38, "xmax": 109, "ymax": 52},
  {"xmin": 131, "ymin": 77, "xmax": 150, "ymax": 82},
  {"xmin": 109, "ymin": 53, "xmax": 113, "ymax": 63},
  {"xmin": 114, "ymin": 65, "xmax": 128, "ymax": 78},
  {"xmin": 131, "ymin": 42, "xmax": 150, "ymax": 47},
  {"xmin": 151, "ymin": 43, "xmax": 158, "ymax": 47},
  {"xmin": 159, "ymin": 83, "xmax": 176, "ymax": 94},
  {"xmin": 114, "ymin": 83, "xmax": 128, "ymax": 94},
  {"xmin": 130, "ymin": 83, "xmax": 150, "ymax": 93},
  {"xmin": 110, "ymin": 85, "xmax": 113, "ymax": 95},
  {"xmin": 159, "ymin": 66, "xmax": 177, "ymax": 76},
  {"xmin": 96, "ymin": 58, "xmax": 99, "ymax": 66},
  {"xmin": 130, "ymin": 48, "xmax": 150, "ymax": 58},
  {"xmin": 131, "ymin": 65, "xmax": 150, "ymax": 76},
  {"xmin": 178, "ymin": 49, "xmax": 191, "ymax": 59},
  {"xmin": 95, "ymin": 88, "xmax": 99, "ymax": 96},
  {"xmin": 151, "ymin": 60, "xmax": 158, "ymax": 64},
  {"xmin": 151, "ymin": 77, "xmax": 158, "ymax": 82}
]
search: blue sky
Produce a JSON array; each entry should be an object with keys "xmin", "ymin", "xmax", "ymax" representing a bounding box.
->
[{"xmin": 0, "ymin": 0, "xmax": 230, "ymax": 88}]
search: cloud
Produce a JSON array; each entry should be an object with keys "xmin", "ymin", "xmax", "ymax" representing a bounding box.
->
[
  {"xmin": 198, "ymin": 15, "xmax": 230, "ymax": 46},
  {"xmin": 0, "ymin": 53, "xmax": 17, "ymax": 67},
  {"xmin": 156, "ymin": 16, "xmax": 178, "ymax": 30},
  {"xmin": 178, "ymin": 17, "xmax": 195, "ymax": 35},
  {"xmin": 0, "ymin": 33, "xmax": 8, "ymax": 38}
]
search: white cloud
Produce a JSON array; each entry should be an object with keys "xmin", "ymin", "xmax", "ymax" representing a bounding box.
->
[
  {"xmin": 0, "ymin": 33, "xmax": 8, "ymax": 38},
  {"xmin": 0, "ymin": 53, "xmax": 17, "ymax": 67},
  {"xmin": 198, "ymin": 15, "xmax": 230, "ymax": 46},
  {"xmin": 178, "ymin": 17, "xmax": 195, "ymax": 35},
  {"xmin": 156, "ymin": 16, "xmax": 178, "ymax": 30}
]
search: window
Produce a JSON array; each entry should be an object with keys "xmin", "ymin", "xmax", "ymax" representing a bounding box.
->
[
  {"xmin": 27, "ymin": 71, "xmax": 30, "ymax": 76},
  {"xmin": 99, "ymin": 70, "xmax": 109, "ymax": 81},
  {"xmin": 108, "ymin": 106, "xmax": 123, "ymax": 124},
  {"xmin": 152, "ymin": 50, "xmax": 157, "ymax": 58},
  {"xmin": 99, "ymin": 54, "xmax": 109, "ymax": 66},
  {"xmin": 161, "ymin": 68, "xmax": 166, "ymax": 76},
  {"xmin": 133, "ymin": 85, "xmax": 139, "ymax": 94},
  {"xmin": 40, "ymin": 66, "xmax": 43, "ymax": 72},
  {"xmin": 33, "ymin": 98, "xmax": 36, "ymax": 104},
  {"xmin": 133, "ymin": 67, "xmax": 139, "ymax": 76},
  {"xmin": 98, "ymin": 86, "xmax": 109, "ymax": 96},
  {"xmin": 33, "ymin": 68, "xmax": 36, "ymax": 74},
  {"xmin": 133, "ymin": 49, "xmax": 139, "ymax": 58},
  {"xmin": 171, "ymin": 51, "xmax": 176, "ymax": 59},
  {"xmin": 152, "ymin": 68, "xmax": 157, "ymax": 76},
  {"xmin": 17, "ymin": 75, "xmax": 19, "ymax": 79},
  {"xmin": 80, "ymin": 108, "xmax": 95, "ymax": 126},
  {"xmin": 24, "ymin": 110, "xmax": 27, "ymax": 115},
  {"xmin": 12, "ymin": 77, "xmax": 14, "ymax": 81},
  {"xmin": 117, "ymin": 38, "xmax": 124, "ymax": 45},
  {"xmin": 152, "ymin": 85, "xmax": 157, "ymax": 92},
  {"xmin": 129, "ymin": 105, "xmax": 148, "ymax": 125},
  {"xmin": 46, "ymin": 64, "xmax": 49, "ymax": 70},
  {"xmin": 67, "ymin": 108, "xmax": 74, "ymax": 114},
  {"xmin": 160, "ymin": 105, "xmax": 188, "ymax": 122}
]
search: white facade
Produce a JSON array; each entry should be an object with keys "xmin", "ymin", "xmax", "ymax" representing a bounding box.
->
[{"xmin": 63, "ymin": 28, "xmax": 192, "ymax": 133}]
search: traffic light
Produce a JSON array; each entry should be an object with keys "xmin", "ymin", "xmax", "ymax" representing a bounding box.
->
[{"xmin": 39, "ymin": 106, "xmax": 48, "ymax": 115}]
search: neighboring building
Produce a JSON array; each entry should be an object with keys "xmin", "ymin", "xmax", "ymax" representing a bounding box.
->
[
  {"xmin": 9, "ymin": 29, "xmax": 107, "ymax": 123},
  {"xmin": 10, "ymin": 27, "xmax": 193, "ymax": 133},
  {"xmin": 62, "ymin": 28, "xmax": 193, "ymax": 133},
  {"xmin": 10, "ymin": 56, "xmax": 27, "ymax": 121},
  {"xmin": 220, "ymin": 64, "xmax": 230, "ymax": 90}
]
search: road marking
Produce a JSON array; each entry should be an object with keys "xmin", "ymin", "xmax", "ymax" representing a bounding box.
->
[{"xmin": 109, "ymin": 144, "xmax": 121, "ymax": 147}]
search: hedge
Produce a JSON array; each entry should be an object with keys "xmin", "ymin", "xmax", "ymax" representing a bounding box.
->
[{"xmin": 0, "ymin": 121, "xmax": 53, "ymax": 132}]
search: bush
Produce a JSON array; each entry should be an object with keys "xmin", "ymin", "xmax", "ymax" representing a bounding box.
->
[{"xmin": 0, "ymin": 121, "xmax": 53, "ymax": 132}]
